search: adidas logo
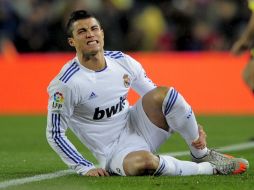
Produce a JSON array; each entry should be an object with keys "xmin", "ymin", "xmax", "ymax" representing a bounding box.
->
[{"xmin": 89, "ymin": 92, "xmax": 97, "ymax": 100}]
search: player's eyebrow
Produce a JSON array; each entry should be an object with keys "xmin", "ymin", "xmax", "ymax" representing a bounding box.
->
[
  {"xmin": 91, "ymin": 25, "xmax": 99, "ymax": 29},
  {"xmin": 77, "ymin": 28, "xmax": 87, "ymax": 32},
  {"xmin": 77, "ymin": 25, "xmax": 99, "ymax": 32}
]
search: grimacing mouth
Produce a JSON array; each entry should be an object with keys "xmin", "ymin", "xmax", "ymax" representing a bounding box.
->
[{"xmin": 87, "ymin": 40, "xmax": 99, "ymax": 45}]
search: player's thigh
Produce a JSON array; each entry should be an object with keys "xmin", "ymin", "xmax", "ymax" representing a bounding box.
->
[
  {"xmin": 107, "ymin": 129, "xmax": 150, "ymax": 176},
  {"xmin": 130, "ymin": 98, "xmax": 172, "ymax": 152}
]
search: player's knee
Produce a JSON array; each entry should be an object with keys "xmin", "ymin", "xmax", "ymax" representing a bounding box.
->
[
  {"xmin": 142, "ymin": 86, "xmax": 170, "ymax": 131},
  {"xmin": 143, "ymin": 86, "xmax": 169, "ymax": 106},
  {"xmin": 123, "ymin": 151, "xmax": 158, "ymax": 176}
]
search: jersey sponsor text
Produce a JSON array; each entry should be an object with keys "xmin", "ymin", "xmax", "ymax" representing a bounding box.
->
[{"xmin": 93, "ymin": 96, "xmax": 126, "ymax": 120}]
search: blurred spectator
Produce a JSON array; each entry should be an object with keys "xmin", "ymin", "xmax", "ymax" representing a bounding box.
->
[
  {"xmin": 231, "ymin": 0, "xmax": 254, "ymax": 93},
  {"xmin": 0, "ymin": 0, "xmax": 251, "ymax": 53},
  {"xmin": 0, "ymin": 0, "xmax": 19, "ymax": 52},
  {"xmin": 128, "ymin": 5, "xmax": 166, "ymax": 50}
]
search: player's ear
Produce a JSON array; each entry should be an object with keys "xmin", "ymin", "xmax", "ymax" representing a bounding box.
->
[{"xmin": 68, "ymin": 37, "xmax": 75, "ymax": 47}]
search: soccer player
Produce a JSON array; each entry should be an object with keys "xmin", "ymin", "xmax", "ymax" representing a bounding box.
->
[
  {"xmin": 46, "ymin": 10, "xmax": 249, "ymax": 177},
  {"xmin": 231, "ymin": 0, "xmax": 254, "ymax": 93}
]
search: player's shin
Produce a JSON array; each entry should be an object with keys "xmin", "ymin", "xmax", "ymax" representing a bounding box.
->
[
  {"xmin": 162, "ymin": 87, "xmax": 208, "ymax": 158},
  {"xmin": 154, "ymin": 155, "xmax": 214, "ymax": 176}
]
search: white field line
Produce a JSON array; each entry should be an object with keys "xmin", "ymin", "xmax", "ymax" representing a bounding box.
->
[
  {"xmin": 165, "ymin": 141, "xmax": 254, "ymax": 157},
  {"xmin": 0, "ymin": 170, "xmax": 74, "ymax": 189},
  {"xmin": 0, "ymin": 141, "xmax": 254, "ymax": 189}
]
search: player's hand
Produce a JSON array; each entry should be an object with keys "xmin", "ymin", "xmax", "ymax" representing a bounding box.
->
[
  {"xmin": 191, "ymin": 124, "xmax": 207, "ymax": 149},
  {"xmin": 85, "ymin": 168, "xmax": 110, "ymax": 177}
]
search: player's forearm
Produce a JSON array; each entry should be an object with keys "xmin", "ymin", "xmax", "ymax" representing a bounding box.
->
[
  {"xmin": 46, "ymin": 112, "xmax": 95, "ymax": 175},
  {"xmin": 46, "ymin": 128, "xmax": 96, "ymax": 175}
]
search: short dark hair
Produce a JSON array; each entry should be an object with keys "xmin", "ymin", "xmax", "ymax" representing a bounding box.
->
[{"xmin": 66, "ymin": 10, "xmax": 100, "ymax": 37}]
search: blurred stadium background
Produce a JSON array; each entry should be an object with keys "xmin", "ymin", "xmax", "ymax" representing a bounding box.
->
[
  {"xmin": 0, "ymin": 0, "xmax": 254, "ymax": 189},
  {"xmin": 0, "ymin": 0, "xmax": 252, "ymax": 52},
  {"xmin": 1, "ymin": 0, "xmax": 254, "ymax": 114}
]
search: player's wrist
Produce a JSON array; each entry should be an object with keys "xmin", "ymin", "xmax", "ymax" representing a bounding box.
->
[{"xmin": 73, "ymin": 164, "xmax": 96, "ymax": 176}]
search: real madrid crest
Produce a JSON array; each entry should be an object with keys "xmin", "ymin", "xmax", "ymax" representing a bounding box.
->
[{"xmin": 123, "ymin": 74, "xmax": 130, "ymax": 88}]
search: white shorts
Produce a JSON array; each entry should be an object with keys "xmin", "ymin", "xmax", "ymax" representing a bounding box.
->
[{"xmin": 107, "ymin": 98, "xmax": 171, "ymax": 176}]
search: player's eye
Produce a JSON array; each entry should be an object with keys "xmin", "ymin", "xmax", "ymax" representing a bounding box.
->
[
  {"xmin": 77, "ymin": 29, "xmax": 86, "ymax": 34},
  {"xmin": 78, "ymin": 31, "xmax": 84, "ymax": 34},
  {"xmin": 91, "ymin": 26, "xmax": 99, "ymax": 31}
]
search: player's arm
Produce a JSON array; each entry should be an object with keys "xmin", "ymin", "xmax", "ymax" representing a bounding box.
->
[
  {"xmin": 46, "ymin": 82, "xmax": 104, "ymax": 176},
  {"xmin": 231, "ymin": 3, "xmax": 254, "ymax": 55},
  {"xmin": 125, "ymin": 54, "xmax": 156, "ymax": 96}
]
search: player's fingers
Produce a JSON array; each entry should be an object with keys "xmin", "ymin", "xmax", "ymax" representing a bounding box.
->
[
  {"xmin": 194, "ymin": 144, "xmax": 205, "ymax": 149},
  {"xmin": 103, "ymin": 170, "xmax": 110, "ymax": 176},
  {"xmin": 192, "ymin": 142, "xmax": 202, "ymax": 149},
  {"xmin": 191, "ymin": 140, "xmax": 200, "ymax": 145},
  {"xmin": 85, "ymin": 169, "xmax": 101, "ymax": 177},
  {"xmin": 97, "ymin": 171, "xmax": 103, "ymax": 176},
  {"xmin": 192, "ymin": 141, "xmax": 201, "ymax": 148},
  {"xmin": 192, "ymin": 138, "xmax": 206, "ymax": 149},
  {"xmin": 97, "ymin": 169, "xmax": 110, "ymax": 176},
  {"xmin": 87, "ymin": 172, "xmax": 99, "ymax": 177},
  {"xmin": 198, "ymin": 144, "xmax": 206, "ymax": 149},
  {"xmin": 197, "ymin": 139, "xmax": 206, "ymax": 146},
  {"xmin": 93, "ymin": 172, "xmax": 101, "ymax": 177},
  {"xmin": 97, "ymin": 169, "xmax": 106, "ymax": 176}
]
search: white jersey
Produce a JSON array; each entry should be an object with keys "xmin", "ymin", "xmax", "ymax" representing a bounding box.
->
[{"xmin": 46, "ymin": 51, "xmax": 156, "ymax": 175}]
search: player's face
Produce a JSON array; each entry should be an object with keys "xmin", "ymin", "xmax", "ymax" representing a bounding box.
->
[{"xmin": 68, "ymin": 18, "xmax": 104, "ymax": 55}]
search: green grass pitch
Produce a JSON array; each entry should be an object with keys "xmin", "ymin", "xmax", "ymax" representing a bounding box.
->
[{"xmin": 0, "ymin": 115, "xmax": 254, "ymax": 190}]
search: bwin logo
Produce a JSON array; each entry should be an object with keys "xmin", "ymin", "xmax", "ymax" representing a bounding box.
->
[{"xmin": 93, "ymin": 96, "xmax": 126, "ymax": 120}]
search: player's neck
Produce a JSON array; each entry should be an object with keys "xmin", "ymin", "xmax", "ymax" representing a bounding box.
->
[{"xmin": 78, "ymin": 51, "xmax": 105, "ymax": 71}]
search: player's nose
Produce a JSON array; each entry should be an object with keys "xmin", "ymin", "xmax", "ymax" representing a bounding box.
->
[{"xmin": 86, "ymin": 30, "xmax": 94, "ymax": 38}]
